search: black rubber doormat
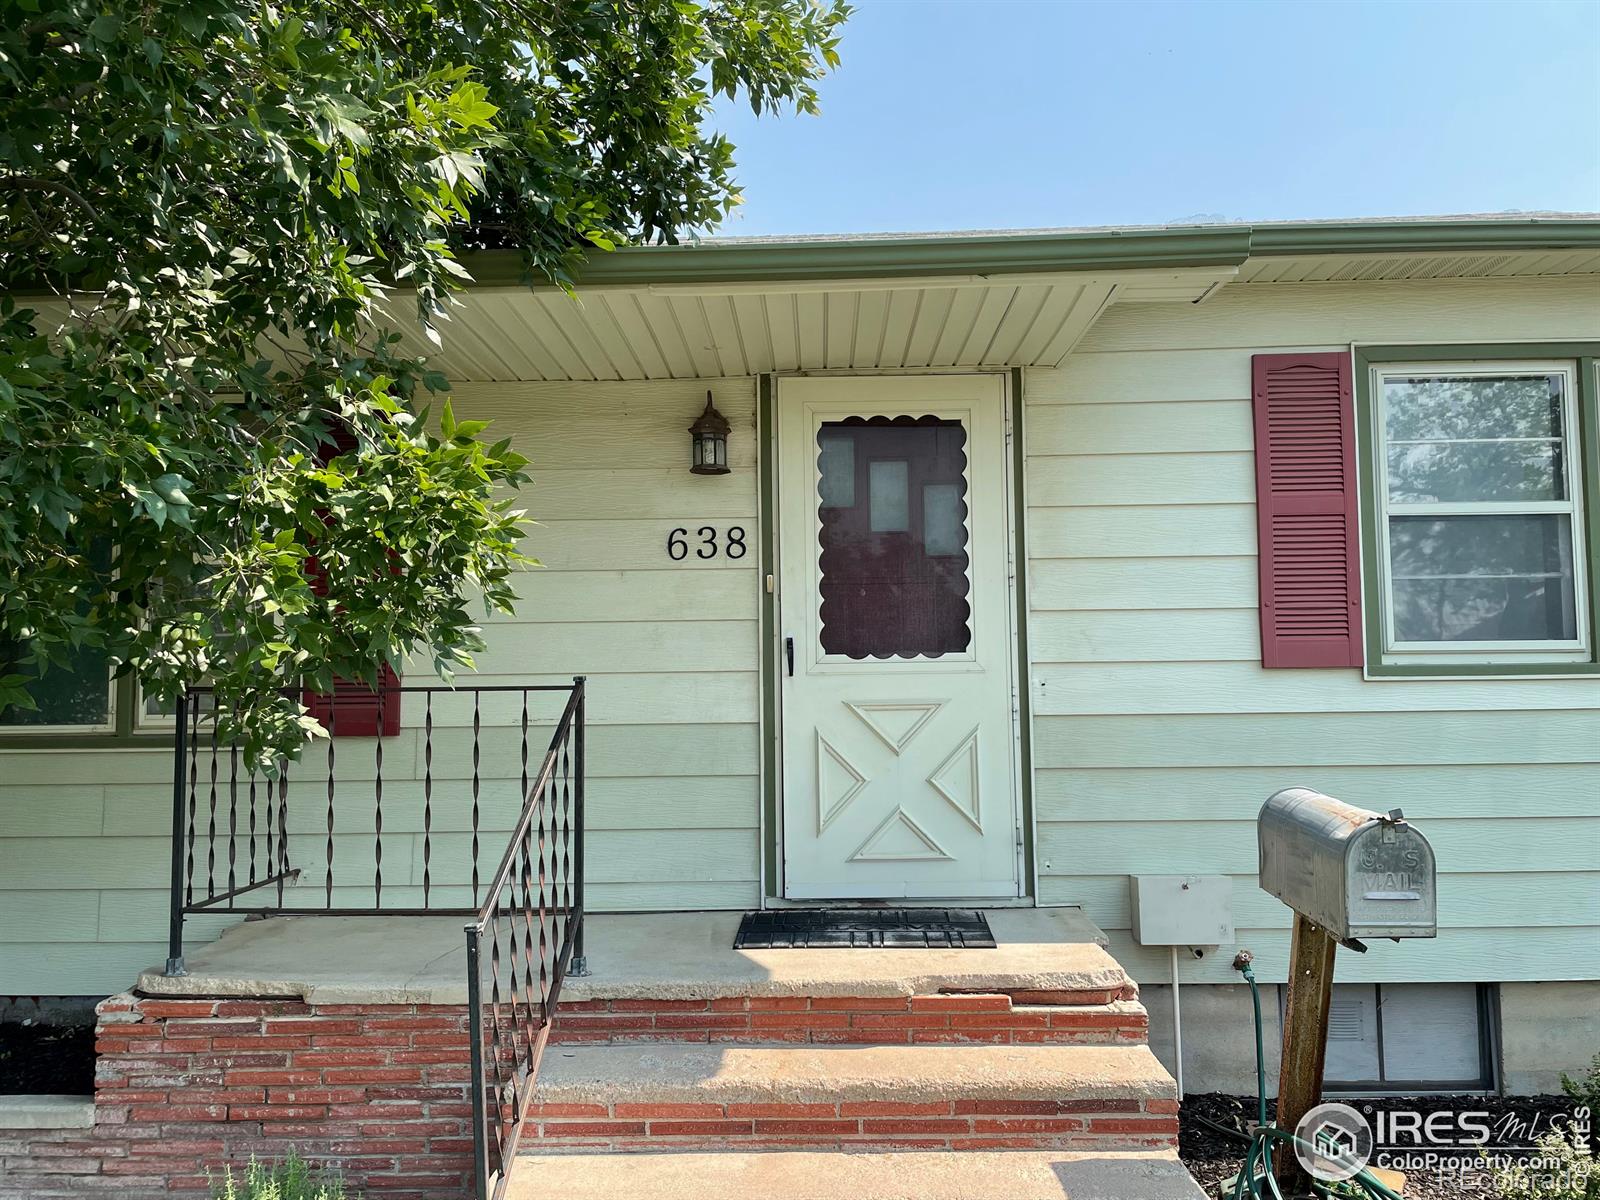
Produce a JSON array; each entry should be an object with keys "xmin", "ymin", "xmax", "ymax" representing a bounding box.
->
[{"xmin": 733, "ymin": 909, "xmax": 996, "ymax": 949}]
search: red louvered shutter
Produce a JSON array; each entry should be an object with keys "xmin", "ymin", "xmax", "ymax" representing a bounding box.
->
[
  {"xmin": 304, "ymin": 666, "xmax": 402, "ymax": 738},
  {"xmin": 1251, "ymin": 352, "xmax": 1363, "ymax": 668},
  {"xmin": 302, "ymin": 421, "xmax": 402, "ymax": 736}
]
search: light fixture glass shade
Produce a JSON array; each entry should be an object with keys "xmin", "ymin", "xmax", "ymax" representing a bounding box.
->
[{"xmin": 688, "ymin": 393, "xmax": 731, "ymax": 475}]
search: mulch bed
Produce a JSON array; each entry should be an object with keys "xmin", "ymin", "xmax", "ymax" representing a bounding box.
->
[
  {"xmin": 0, "ymin": 1023, "xmax": 95, "ymax": 1094},
  {"xmin": 1181, "ymin": 1091, "xmax": 1582, "ymax": 1199}
]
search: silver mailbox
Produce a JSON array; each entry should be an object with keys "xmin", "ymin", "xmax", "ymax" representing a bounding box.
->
[{"xmin": 1258, "ymin": 787, "xmax": 1436, "ymax": 942}]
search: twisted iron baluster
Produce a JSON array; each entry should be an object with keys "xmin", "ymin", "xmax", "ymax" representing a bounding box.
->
[
  {"xmin": 325, "ymin": 707, "xmax": 336, "ymax": 910},
  {"xmin": 184, "ymin": 698, "xmax": 199, "ymax": 905},
  {"xmin": 538, "ymin": 771, "xmax": 550, "ymax": 1022},
  {"xmin": 423, "ymin": 692, "xmax": 433, "ymax": 909},
  {"xmin": 226, "ymin": 737, "xmax": 239, "ymax": 903},
  {"xmin": 506, "ymin": 830, "xmax": 525, "ymax": 1067},
  {"xmin": 517, "ymin": 691, "xmax": 533, "ymax": 1043},
  {"xmin": 519, "ymin": 691, "xmax": 529, "ymax": 817},
  {"xmin": 487, "ymin": 897, "xmax": 508, "ymax": 1147},
  {"xmin": 471, "ymin": 692, "xmax": 481, "ymax": 906},
  {"xmin": 275, "ymin": 766, "xmax": 289, "ymax": 907},
  {"xmin": 206, "ymin": 722, "xmax": 219, "ymax": 898},
  {"xmin": 248, "ymin": 768, "xmax": 258, "ymax": 887},
  {"xmin": 520, "ymin": 816, "xmax": 538, "ymax": 1036},
  {"xmin": 373, "ymin": 687, "xmax": 384, "ymax": 909},
  {"xmin": 560, "ymin": 737, "xmax": 573, "ymax": 956}
]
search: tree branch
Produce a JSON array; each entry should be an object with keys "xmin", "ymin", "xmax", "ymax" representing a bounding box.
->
[{"xmin": 0, "ymin": 176, "xmax": 102, "ymax": 222}]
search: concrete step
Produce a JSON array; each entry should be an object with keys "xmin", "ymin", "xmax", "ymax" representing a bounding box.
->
[
  {"xmin": 559, "ymin": 909, "xmax": 1133, "ymax": 1006},
  {"xmin": 509, "ymin": 1148, "xmax": 1207, "ymax": 1200},
  {"xmin": 529, "ymin": 1042, "xmax": 1178, "ymax": 1152}
]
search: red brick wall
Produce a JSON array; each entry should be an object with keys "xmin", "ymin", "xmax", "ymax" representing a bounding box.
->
[
  {"xmin": 534, "ymin": 1096, "xmax": 1180, "ymax": 1151},
  {"xmin": 1, "ymin": 985, "xmax": 1160, "ymax": 1197},
  {"xmin": 552, "ymin": 990, "xmax": 1148, "ymax": 1046},
  {"xmin": 1, "ymin": 995, "xmax": 476, "ymax": 1200}
]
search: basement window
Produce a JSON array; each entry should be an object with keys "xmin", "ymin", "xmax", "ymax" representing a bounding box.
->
[{"xmin": 1311, "ymin": 982, "xmax": 1496, "ymax": 1093}]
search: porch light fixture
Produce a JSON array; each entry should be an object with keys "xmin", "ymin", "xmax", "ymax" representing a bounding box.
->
[{"xmin": 689, "ymin": 392, "xmax": 731, "ymax": 475}]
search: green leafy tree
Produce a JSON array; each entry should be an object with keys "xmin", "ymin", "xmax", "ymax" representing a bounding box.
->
[{"xmin": 0, "ymin": 0, "xmax": 847, "ymax": 766}]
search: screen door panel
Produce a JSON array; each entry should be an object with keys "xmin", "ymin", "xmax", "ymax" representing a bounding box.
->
[
  {"xmin": 817, "ymin": 416, "xmax": 972, "ymax": 660},
  {"xmin": 778, "ymin": 376, "xmax": 1020, "ymax": 899}
]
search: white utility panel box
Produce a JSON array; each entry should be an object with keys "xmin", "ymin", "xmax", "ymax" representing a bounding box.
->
[{"xmin": 1130, "ymin": 874, "xmax": 1235, "ymax": 946}]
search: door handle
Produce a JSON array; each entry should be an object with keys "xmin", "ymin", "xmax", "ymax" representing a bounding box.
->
[{"xmin": 785, "ymin": 637, "xmax": 794, "ymax": 677}]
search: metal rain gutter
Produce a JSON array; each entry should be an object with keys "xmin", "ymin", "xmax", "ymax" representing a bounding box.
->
[{"xmin": 456, "ymin": 217, "xmax": 1600, "ymax": 293}]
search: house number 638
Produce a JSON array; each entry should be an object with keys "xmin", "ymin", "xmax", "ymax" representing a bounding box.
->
[{"xmin": 667, "ymin": 526, "xmax": 747, "ymax": 560}]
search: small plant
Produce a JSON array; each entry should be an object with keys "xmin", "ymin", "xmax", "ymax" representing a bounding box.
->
[
  {"xmin": 1562, "ymin": 1052, "xmax": 1600, "ymax": 1119},
  {"xmin": 1491, "ymin": 1053, "xmax": 1600, "ymax": 1200},
  {"xmin": 211, "ymin": 1151, "xmax": 354, "ymax": 1200},
  {"xmin": 1492, "ymin": 1133, "xmax": 1599, "ymax": 1200}
]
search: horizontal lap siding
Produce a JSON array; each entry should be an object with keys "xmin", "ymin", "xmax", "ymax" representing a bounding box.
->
[
  {"xmin": 1026, "ymin": 276, "xmax": 1600, "ymax": 986},
  {"xmin": 450, "ymin": 378, "xmax": 762, "ymax": 918},
  {"xmin": 0, "ymin": 378, "xmax": 762, "ymax": 995},
  {"xmin": 0, "ymin": 748, "xmax": 192, "ymax": 993}
]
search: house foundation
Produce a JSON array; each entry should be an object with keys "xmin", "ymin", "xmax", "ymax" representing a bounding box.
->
[
  {"xmin": 3, "ymin": 996, "xmax": 477, "ymax": 1199},
  {"xmin": 0, "ymin": 911, "xmax": 1204, "ymax": 1199}
]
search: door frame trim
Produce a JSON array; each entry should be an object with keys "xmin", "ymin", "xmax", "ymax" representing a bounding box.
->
[{"xmin": 757, "ymin": 368, "xmax": 1035, "ymax": 905}]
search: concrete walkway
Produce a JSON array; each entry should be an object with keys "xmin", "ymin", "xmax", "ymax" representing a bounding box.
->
[
  {"xmin": 509, "ymin": 1149, "xmax": 1207, "ymax": 1200},
  {"xmin": 138, "ymin": 908, "xmax": 1124, "ymax": 1005}
]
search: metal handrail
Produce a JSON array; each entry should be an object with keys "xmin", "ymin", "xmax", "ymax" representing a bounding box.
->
[
  {"xmin": 163, "ymin": 680, "xmax": 584, "ymax": 974},
  {"xmin": 465, "ymin": 677, "xmax": 586, "ymax": 1200},
  {"xmin": 160, "ymin": 675, "xmax": 588, "ymax": 1200}
]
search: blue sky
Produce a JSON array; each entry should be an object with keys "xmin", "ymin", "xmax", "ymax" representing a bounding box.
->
[{"xmin": 709, "ymin": 0, "xmax": 1600, "ymax": 236}]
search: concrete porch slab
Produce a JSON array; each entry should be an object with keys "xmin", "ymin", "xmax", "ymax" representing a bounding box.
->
[
  {"xmin": 509, "ymin": 1149, "xmax": 1207, "ymax": 1200},
  {"xmin": 137, "ymin": 907, "xmax": 1123, "ymax": 1005}
]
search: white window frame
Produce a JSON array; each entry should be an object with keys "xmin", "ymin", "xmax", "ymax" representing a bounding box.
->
[{"xmin": 1372, "ymin": 359, "xmax": 1591, "ymax": 666}]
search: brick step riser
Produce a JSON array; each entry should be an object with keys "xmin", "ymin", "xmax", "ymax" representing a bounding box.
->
[
  {"xmin": 530, "ymin": 1097, "xmax": 1179, "ymax": 1153},
  {"xmin": 552, "ymin": 991, "xmax": 1148, "ymax": 1047}
]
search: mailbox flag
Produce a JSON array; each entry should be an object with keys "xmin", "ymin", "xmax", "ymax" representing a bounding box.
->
[{"xmin": 1251, "ymin": 353, "xmax": 1363, "ymax": 669}]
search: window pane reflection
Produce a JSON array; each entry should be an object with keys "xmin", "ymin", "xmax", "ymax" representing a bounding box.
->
[
  {"xmin": 1389, "ymin": 514, "xmax": 1577, "ymax": 642},
  {"xmin": 817, "ymin": 416, "xmax": 971, "ymax": 659}
]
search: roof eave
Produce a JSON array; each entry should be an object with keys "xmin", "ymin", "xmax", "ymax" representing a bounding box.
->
[
  {"xmin": 457, "ymin": 218, "xmax": 1600, "ymax": 292},
  {"xmin": 1250, "ymin": 218, "xmax": 1600, "ymax": 257},
  {"xmin": 462, "ymin": 226, "xmax": 1254, "ymax": 289}
]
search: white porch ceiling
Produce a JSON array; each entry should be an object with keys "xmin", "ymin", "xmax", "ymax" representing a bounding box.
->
[{"xmin": 397, "ymin": 271, "xmax": 1228, "ymax": 383}]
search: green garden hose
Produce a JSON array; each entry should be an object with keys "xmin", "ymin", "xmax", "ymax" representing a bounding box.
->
[{"xmin": 1226, "ymin": 951, "xmax": 1406, "ymax": 1200}]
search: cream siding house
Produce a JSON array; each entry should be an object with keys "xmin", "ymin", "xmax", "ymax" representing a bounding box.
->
[{"xmin": 3, "ymin": 215, "xmax": 1598, "ymax": 1097}]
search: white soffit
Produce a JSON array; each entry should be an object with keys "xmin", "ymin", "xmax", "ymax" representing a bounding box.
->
[
  {"xmin": 396, "ymin": 269, "xmax": 1231, "ymax": 383},
  {"xmin": 1235, "ymin": 247, "xmax": 1600, "ymax": 283}
]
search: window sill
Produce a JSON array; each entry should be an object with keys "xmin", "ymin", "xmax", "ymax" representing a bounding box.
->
[
  {"xmin": 0, "ymin": 733, "xmax": 173, "ymax": 751},
  {"xmin": 1365, "ymin": 659, "xmax": 1600, "ymax": 680}
]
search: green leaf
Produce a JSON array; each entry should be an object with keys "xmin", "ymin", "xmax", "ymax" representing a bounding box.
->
[
  {"xmin": 0, "ymin": 0, "xmax": 847, "ymax": 766},
  {"xmin": 151, "ymin": 474, "xmax": 192, "ymax": 506}
]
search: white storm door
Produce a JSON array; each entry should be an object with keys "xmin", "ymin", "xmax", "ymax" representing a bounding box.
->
[{"xmin": 777, "ymin": 374, "xmax": 1020, "ymax": 899}]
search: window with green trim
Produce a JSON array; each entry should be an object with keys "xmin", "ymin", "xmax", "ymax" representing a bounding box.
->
[
  {"xmin": 0, "ymin": 639, "xmax": 117, "ymax": 731},
  {"xmin": 1358, "ymin": 345, "xmax": 1600, "ymax": 675},
  {"xmin": 0, "ymin": 540, "xmax": 139, "ymax": 738},
  {"xmin": 0, "ymin": 650, "xmax": 184, "ymax": 739}
]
